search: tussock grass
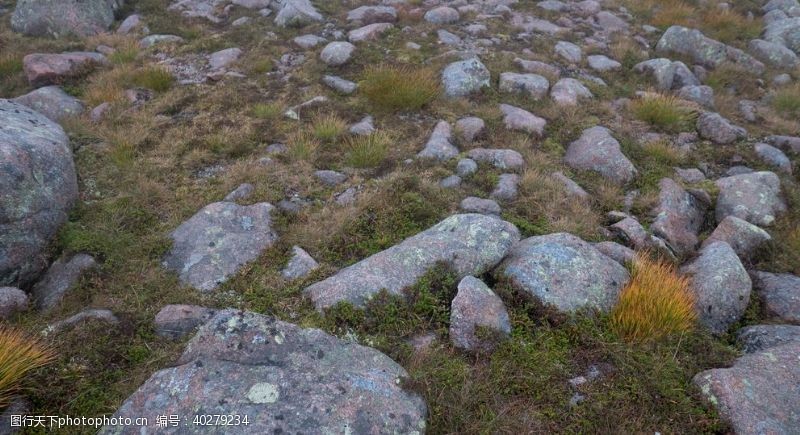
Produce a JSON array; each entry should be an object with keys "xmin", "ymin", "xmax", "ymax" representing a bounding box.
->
[
  {"xmin": 630, "ymin": 94, "xmax": 697, "ymax": 133},
  {"xmin": 132, "ymin": 66, "xmax": 174, "ymax": 92},
  {"xmin": 0, "ymin": 327, "xmax": 54, "ymax": 408},
  {"xmin": 640, "ymin": 0, "xmax": 759, "ymax": 44},
  {"xmin": 642, "ymin": 139, "xmax": 685, "ymax": 166},
  {"xmin": 360, "ymin": 64, "xmax": 440, "ymax": 112},
  {"xmin": 611, "ymin": 254, "xmax": 697, "ymax": 342},
  {"xmin": 252, "ymin": 102, "xmax": 282, "ymax": 120},
  {"xmin": 0, "ymin": 52, "xmax": 22, "ymax": 80},
  {"xmin": 287, "ymin": 131, "xmax": 320, "ymax": 162},
  {"xmin": 705, "ymin": 64, "xmax": 762, "ymax": 98},
  {"xmin": 771, "ymin": 84, "xmax": 800, "ymax": 118},
  {"xmin": 312, "ymin": 114, "xmax": 347, "ymax": 142},
  {"xmin": 345, "ymin": 132, "xmax": 391, "ymax": 168}
]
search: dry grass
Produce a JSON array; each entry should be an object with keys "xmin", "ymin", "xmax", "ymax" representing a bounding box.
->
[
  {"xmin": 345, "ymin": 131, "xmax": 391, "ymax": 168},
  {"xmin": 360, "ymin": 64, "xmax": 441, "ymax": 112},
  {"xmin": 287, "ymin": 131, "xmax": 321, "ymax": 162},
  {"xmin": 651, "ymin": 1, "xmax": 696, "ymax": 28},
  {"xmin": 611, "ymin": 254, "xmax": 697, "ymax": 343},
  {"xmin": 630, "ymin": 94, "xmax": 697, "ymax": 133},
  {"xmin": 132, "ymin": 66, "xmax": 174, "ymax": 92},
  {"xmin": 312, "ymin": 113, "xmax": 347, "ymax": 142},
  {"xmin": 252, "ymin": 102, "xmax": 283, "ymax": 120},
  {"xmin": 771, "ymin": 84, "xmax": 800, "ymax": 118},
  {"xmin": 0, "ymin": 327, "xmax": 55, "ymax": 408}
]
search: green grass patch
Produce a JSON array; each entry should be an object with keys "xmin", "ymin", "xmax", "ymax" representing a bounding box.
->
[
  {"xmin": 131, "ymin": 66, "xmax": 174, "ymax": 92},
  {"xmin": 345, "ymin": 132, "xmax": 391, "ymax": 168},
  {"xmin": 360, "ymin": 64, "xmax": 441, "ymax": 112},
  {"xmin": 771, "ymin": 84, "xmax": 800, "ymax": 118},
  {"xmin": 630, "ymin": 94, "xmax": 697, "ymax": 133}
]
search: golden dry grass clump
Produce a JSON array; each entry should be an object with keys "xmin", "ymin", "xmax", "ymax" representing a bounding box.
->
[
  {"xmin": 611, "ymin": 254, "xmax": 697, "ymax": 343},
  {"xmin": 630, "ymin": 94, "xmax": 698, "ymax": 133},
  {"xmin": 360, "ymin": 64, "xmax": 441, "ymax": 112},
  {"xmin": 0, "ymin": 327, "xmax": 55, "ymax": 407}
]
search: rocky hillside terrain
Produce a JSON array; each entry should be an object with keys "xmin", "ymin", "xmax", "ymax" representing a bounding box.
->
[{"xmin": 2, "ymin": 0, "xmax": 800, "ymax": 433}]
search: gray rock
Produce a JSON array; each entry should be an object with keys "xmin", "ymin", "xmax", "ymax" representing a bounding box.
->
[
  {"xmin": 0, "ymin": 287, "xmax": 28, "ymax": 319},
  {"xmin": 424, "ymin": 6, "xmax": 459, "ymax": 24},
  {"xmin": 594, "ymin": 11, "xmax": 628, "ymax": 32},
  {"xmin": 715, "ymin": 171, "xmax": 786, "ymax": 226},
  {"xmin": 680, "ymin": 242, "xmax": 751, "ymax": 335},
  {"xmin": 693, "ymin": 342, "xmax": 800, "ymax": 434},
  {"xmin": 726, "ymin": 165, "xmax": 754, "ymax": 176},
  {"xmin": 766, "ymin": 134, "xmax": 800, "ymax": 154},
  {"xmin": 656, "ymin": 25, "xmax": 765, "ymax": 73},
  {"xmin": 31, "ymin": 253, "xmax": 96, "ymax": 311},
  {"xmin": 697, "ymin": 112, "xmax": 746, "ymax": 144},
  {"xmin": 675, "ymin": 167, "xmax": 706, "ymax": 183},
  {"xmin": 11, "ymin": 0, "xmax": 122, "ymax": 38},
  {"xmin": 208, "ymin": 47, "xmax": 242, "ymax": 70},
  {"xmin": 738, "ymin": 99, "xmax": 759, "ymax": 123},
  {"xmin": 650, "ymin": 178, "xmax": 707, "ymax": 257},
  {"xmin": 22, "ymin": 51, "xmax": 108, "ymax": 87},
  {"xmin": 347, "ymin": 23, "xmax": 393, "ymax": 43},
  {"xmin": 168, "ymin": 0, "xmax": 226, "ymax": 23},
  {"xmin": 499, "ymin": 103, "xmax": 546, "ymax": 135},
  {"xmin": 456, "ymin": 158, "xmax": 478, "ymax": 177},
  {"xmin": 102, "ymin": 310, "xmax": 427, "ymax": 434},
  {"xmin": 274, "ymin": 0, "xmax": 323, "ymax": 27},
  {"xmin": 314, "ymin": 170, "xmax": 347, "ymax": 186},
  {"xmin": 450, "ymin": 276, "xmax": 510, "ymax": 351},
  {"xmin": 499, "ymin": 72, "xmax": 549, "ymax": 99},
  {"xmin": 442, "ymin": 58, "xmax": 491, "ymax": 98},
  {"xmin": 702, "ymin": 216, "xmax": 771, "ymax": 259},
  {"xmin": 551, "ymin": 171, "xmax": 588, "ymax": 199},
  {"xmin": 139, "ymin": 34, "xmax": 184, "ymax": 48},
  {"xmin": 43, "ymin": 308, "xmax": 119, "ymax": 335},
  {"xmin": 467, "ymin": 148, "xmax": 524, "ymax": 171},
  {"xmin": 304, "ymin": 214, "xmax": 520, "ymax": 310},
  {"xmin": 320, "ymin": 41, "xmax": 355, "ymax": 66},
  {"xmin": 586, "ymin": 55, "xmax": 621, "ymax": 72},
  {"xmin": 564, "ymin": 126, "xmax": 637, "ymax": 184},
  {"xmin": 13, "ymin": 86, "xmax": 84, "ymax": 122},
  {"xmin": 223, "ymin": 183, "xmax": 254, "ymax": 202},
  {"xmin": 554, "ymin": 41, "xmax": 582, "ymax": 63},
  {"xmin": 117, "ymin": 14, "xmax": 145, "ymax": 35},
  {"xmin": 455, "ymin": 117, "xmax": 485, "ymax": 142},
  {"xmin": 163, "ymin": 202, "xmax": 278, "ymax": 292},
  {"xmin": 293, "ymin": 34, "xmax": 326, "ymax": 49},
  {"xmin": 737, "ymin": 324, "xmax": 800, "ymax": 353},
  {"xmin": 593, "ymin": 241, "xmax": 635, "ymax": 265},
  {"xmin": 763, "ymin": 17, "xmax": 800, "ymax": 53},
  {"xmin": 346, "ymin": 5, "xmax": 397, "ymax": 24},
  {"xmin": 322, "ymin": 75, "xmax": 357, "ymax": 94},
  {"xmin": 281, "ymin": 246, "xmax": 319, "ymax": 281},
  {"xmin": 514, "ymin": 58, "xmax": 561, "ymax": 78},
  {"xmin": 749, "ymin": 39, "xmax": 799, "ymax": 69},
  {"xmin": 154, "ymin": 304, "xmax": 217, "ymax": 340},
  {"xmin": 90, "ymin": 102, "xmax": 111, "ymax": 122},
  {"xmin": 349, "ymin": 116, "xmax": 375, "ymax": 135},
  {"xmin": 751, "ymin": 271, "xmax": 800, "ymax": 324},
  {"xmin": 418, "ymin": 121, "xmax": 458, "ymax": 161},
  {"xmin": 1, "ymin": 100, "xmax": 77, "ymax": 287},
  {"xmin": 677, "ymin": 85, "xmax": 715, "ymax": 109},
  {"xmin": 439, "ymin": 175, "xmax": 462, "ymax": 188},
  {"xmin": 437, "ymin": 29, "xmax": 461, "ymax": 46},
  {"xmin": 491, "ymin": 174, "xmax": 520, "ymax": 201},
  {"xmin": 550, "ymin": 78, "xmax": 593, "ymax": 105},
  {"xmin": 460, "ymin": 197, "xmax": 501, "ymax": 215},
  {"xmin": 633, "ymin": 59, "xmax": 675, "ymax": 90},
  {"xmin": 495, "ymin": 233, "xmax": 630, "ymax": 313},
  {"xmin": 0, "ymin": 396, "xmax": 30, "ymax": 434},
  {"xmin": 610, "ymin": 217, "xmax": 650, "ymax": 250},
  {"xmin": 754, "ymin": 142, "xmax": 792, "ymax": 174}
]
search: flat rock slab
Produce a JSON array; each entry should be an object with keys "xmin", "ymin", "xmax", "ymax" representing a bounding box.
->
[
  {"xmin": 494, "ymin": 232, "xmax": 630, "ymax": 313},
  {"xmin": 154, "ymin": 304, "xmax": 217, "ymax": 340},
  {"xmin": 715, "ymin": 171, "xmax": 786, "ymax": 227},
  {"xmin": 101, "ymin": 310, "xmax": 427, "ymax": 434},
  {"xmin": 305, "ymin": 214, "xmax": 520, "ymax": 310},
  {"xmin": 694, "ymin": 342, "xmax": 800, "ymax": 434},
  {"xmin": 163, "ymin": 202, "xmax": 278, "ymax": 292},
  {"xmin": 737, "ymin": 324, "xmax": 800, "ymax": 353}
]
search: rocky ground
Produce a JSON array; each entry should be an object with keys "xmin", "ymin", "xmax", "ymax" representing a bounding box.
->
[{"xmin": 2, "ymin": 0, "xmax": 800, "ymax": 433}]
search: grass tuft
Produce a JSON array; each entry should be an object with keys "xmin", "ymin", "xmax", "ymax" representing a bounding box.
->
[
  {"xmin": 630, "ymin": 94, "xmax": 697, "ymax": 133},
  {"xmin": 0, "ymin": 327, "xmax": 55, "ymax": 408},
  {"xmin": 312, "ymin": 114, "xmax": 347, "ymax": 142},
  {"xmin": 252, "ymin": 102, "xmax": 283, "ymax": 120},
  {"xmin": 771, "ymin": 84, "xmax": 800, "ymax": 118},
  {"xmin": 131, "ymin": 66, "xmax": 174, "ymax": 92},
  {"xmin": 611, "ymin": 254, "xmax": 697, "ymax": 342},
  {"xmin": 360, "ymin": 65, "xmax": 440, "ymax": 112},
  {"xmin": 287, "ymin": 131, "xmax": 320, "ymax": 162},
  {"xmin": 345, "ymin": 131, "xmax": 391, "ymax": 168}
]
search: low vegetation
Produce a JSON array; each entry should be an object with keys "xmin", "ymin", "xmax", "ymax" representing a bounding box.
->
[
  {"xmin": 630, "ymin": 94, "xmax": 697, "ymax": 133},
  {"xmin": 360, "ymin": 64, "xmax": 441, "ymax": 112},
  {"xmin": 0, "ymin": 327, "xmax": 54, "ymax": 408},
  {"xmin": 311, "ymin": 113, "xmax": 347, "ymax": 142},
  {"xmin": 345, "ymin": 131, "xmax": 391, "ymax": 168},
  {"xmin": 771, "ymin": 84, "xmax": 800, "ymax": 118}
]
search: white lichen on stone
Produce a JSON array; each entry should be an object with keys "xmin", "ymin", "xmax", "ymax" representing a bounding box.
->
[{"xmin": 247, "ymin": 382, "xmax": 280, "ymax": 404}]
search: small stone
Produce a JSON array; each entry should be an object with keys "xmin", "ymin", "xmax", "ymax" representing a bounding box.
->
[
  {"xmin": 697, "ymin": 112, "xmax": 746, "ymax": 144},
  {"xmin": 441, "ymin": 58, "xmax": 491, "ymax": 98},
  {"xmin": 450, "ymin": 276, "xmax": 510, "ymax": 351},
  {"xmin": 564, "ymin": 126, "xmax": 636, "ymax": 184},
  {"xmin": 348, "ymin": 23, "xmax": 393, "ymax": 43},
  {"xmin": 551, "ymin": 171, "xmax": 588, "ymax": 199},
  {"xmin": 44, "ymin": 309, "xmax": 119, "ymax": 335},
  {"xmin": 322, "ymin": 75, "xmax": 357, "ymax": 94},
  {"xmin": 439, "ymin": 175, "xmax": 462, "ymax": 188},
  {"xmin": 208, "ymin": 47, "xmax": 242, "ymax": 70},
  {"xmin": 550, "ymin": 78, "xmax": 593, "ymax": 105},
  {"xmin": 467, "ymin": 148, "xmax": 525, "ymax": 171},
  {"xmin": 751, "ymin": 271, "xmax": 800, "ymax": 324},
  {"xmin": 586, "ymin": 55, "xmax": 621, "ymax": 72},
  {"xmin": 499, "ymin": 72, "xmax": 549, "ymax": 99},
  {"xmin": 715, "ymin": 171, "xmax": 786, "ymax": 226},
  {"xmin": 320, "ymin": 42, "xmax": 355, "ymax": 66},
  {"xmin": 554, "ymin": 41, "xmax": 582, "ymax": 63},
  {"xmin": 460, "ymin": 197, "xmax": 501, "ymax": 215},
  {"xmin": 314, "ymin": 170, "xmax": 347, "ymax": 186},
  {"xmin": 281, "ymin": 246, "xmax": 319, "ymax": 280},
  {"xmin": 32, "ymin": 254, "xmax": 97, "ymax": 311},
  {"xmin": 702, "ymin": 216, "xmax": 771, "ymax": 259},
  {"xmin": 456, "ymin": 158, "xmax": 478, "ymax": 177},
  {"xmin": 294, "ymin": 34, "xmax": 326, "ymax": 49},
  {"xmin": 593, "ymin": 241, "xmax": 635, "ymax": 265},
  {"xmin": 424, "ymin": 6, "xmax": 460, "ymax": 24},
  {"xmin": 418, "ymin": 121, "xmax": 458, "ymax": 161},
  {"xmin": 349, "ymin": 116, "xmax": 375, "ymax": 135},
  {"xmin": 754, "ymin": 142, "xmax": 792, "ymax": 174},
  {"xmin": 499, "ymin": 104, "xmax": 546, "ymax": 135},
  {"xmin": 455, "ymin": 117, "xmax": 485, "ymax": 142},
  {"xmin": 223, "ymin": 183, "xmax": 254, "ymax": 202},
  {"xmin": 737, "ymin": 324, "xmax": 800, "ymax": 353}
]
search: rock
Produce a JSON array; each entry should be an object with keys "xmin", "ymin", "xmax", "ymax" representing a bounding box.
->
[
  {"xmin": 495, "ymin": 233, "xmax": 630, "ymax": 313},
  {"xmin": 680, "ymin": 242, "xmax": 751, "ymax": 335},
  {"xmin": 655, "ymin": 25, "xmax": 765, "ymax": 73},
  {"xmin": 650, "ymin": 178, "xmax": 707, "ymax": 257},
  {"xmin": 593, "ymin": 241, "xmax": 635, "ymax": 265},
  {"xmin": 139, "ymin": 34, "xmax": 184, "ymax": 48},
  {"xmin": 23, "ymin": 52, "xmax": 108, "ymax": 87},
  {"xmin": 208, "ymin": 47, "xmax": 242, "ymax": 70},
  {"xmin": 586, "ymin": 55, "xmax": 621, "ymax": 72},
  {"xmin": 594, "ymin": 11, "xmax": 628, "ymax": 32},
  {"xmin": 424, "ymin": 6, "xmax": 459, "ymax": 24},
  {"xmin": 293, "ymin": 34, "xmax": 326, "ymax": 48},
  {"xmin": 102, "ymin": 310, "xmax": 427, "ymax": 434},
  {"xmin": 274, "ymin": 0, "xmax": 323, "ymax": 27},
  {"xmin": 550, "ymin": 78, "xmax": 593, "ymax": 105},
  {"xmin": 499, "ymin": 104, "xmax": 546, "ymax": 135},
  {"xmin": 766, "ymin": 135, "xmax": 800, "ymax": 154},
  {"xmin": 439, "ymin": 175, "xmax": 462, "ymax": 188},
  {"xmin": 322, "ymin": 75, "xmax": 357, "ymax": 94},
  {"xmin": 0, "ymin": 396, "xmax": 30, "ymax": 434},
  {"xmin": 754, "ymin": 142, "xmax": 792, "ymax": 174},
  {"xmin": 554, "ymin": 41, "xmax": 582, "ymax": 63},
  {"xmin": 450, "ymin": 276, "xmax": 510, "ymax": 351},
  {"xmin": 702, "ymin": 216, "xmax": 771, "ymax": 259},
  {"xmin": 455, "ymin": 117, "xmax": 485, "ymax": 142},
  {"xmin": 13, "ymin": 86, "xmax": 84, "ymax": 122},
  {"xmin": 31, "ymin": 253, "xmax": 97, "ymax": 311},
  {"xmin": 693, "ymin": 342, "xmax": 800, "ymax": 434},
  {"xmin": 90, "ymin": 102, "xmax": 111, "ymax": 122},
  {"xmin": 154, "ymin": 304, "xmax": 217, "ymax": 340},
  {"xmin": 281, "ymin": 246, "xmax": 319, "ymax": 280},
  {"xmin": 117, "ymin": 14, "xmax": 145, "ymax": 35},
  {"xmin": 515, "ymin": 58, "xmax": 561, "ymax": 78},
  {"xmin": 551, "ymin": 171, "xmax": 588, "ymax": 199},
  {"xmin": 320, "ymin": 41, "xmax": 355, "ymax": 66},
  {"xmin": 11, "ymin": 0, "xmax": 122, "ymax": 38},
  {"xmin": 348, "ymin": 23, "xmax": 393, "ymax": 43},
  {"xmin": 168, "ymin": 0, "xmax": 226, "ymax": 23},
  {"xmin": 715, "ymin": 171, "xmax": 786, "ymax": 226},
  {"xmin": 456, "ymin": 158, "xmax": 478, "ymax": 177},
  {"xmin": 43, "ymin": 308, "xmax": 119, "ymax": 335},
  {"xmin": 437, "ymin": 29, "xmax": 461, "ymax": 45},
  {"xmin": 738, "ymin": 99, "xmax": 759, "ymax": 123},
  {"xmin": 314, "ymin": 170, "xmax": 347, "ymax": 186},
  {"xmin": 0, "ymin": 287, "xmax": 28, "ymax": 319},
  {"xmin": 610, "ymin": 217, "xmax": 650, "ymax": 250},
  {"xmin": 223, "ymin": 183, "xmax": 254, "ymax": 202},
  {"xmin": 748, "ymin": 39, "xmax": 799, "ymax": 69},
  {"xmin": 677, "ymin": 85, "xmax": 715, "ymax": 109},
  {"xmin": 349, "ymin": 116, "xmax": 375, "ymax": 135},
  {"xmin": 1, "ymin": 100, "xmax": 77, "ymax": 287},
  {"xmin": 304, "ymin": 214, "xmax": 520, "ymax": 310},
  {"xmin": 564, "ymin": 126, "xmax": 636, "ymax": 184},
  {"xmin": 442, "ymin": 58, "xmax": 491, "ymax": 98},
  {"xmin": 737, "ymin": 324, "xmax": 800, "ymax": 353},
  {"xmin": 499, "ymin": 72, "xmax": 549, "ymax": 99},
  {"xmin": 163, "ymin": 202, "xmax": 278, "ymax": 292},
  {"xmin": 751, "ymin": 271, "xmax": 800, "ymax": 324},
  {"xmin": 346, "ymin": 5, "xmax": 397, "ymax": 24},
  {"xmin": 491, "ymin": 174, "xmax": 520, "ymax": 201},
  {"xmin": 763, "ymin": 17, "xmax": 800, "ymax": 53},
  {"xmin": 696, "ymin": 112, "xmax": 746, "ymax": 144},
  {"xmin": 467, "ymin": 148, "xmax": 524, "ymax": 171},
  {"xmin": 418, "ymin": 121, "xmax": 458, "ymax": 161},
  {"xmin": 460, "ymin": 197, "xmax": 501, "ymax": 215},
  {"xmin": 634, "ymin": 58, "xmax": 679, "ymax": 91},
  {"xmin": 675, "ymin": 167, "xmax": 706, "ymax": 183}
]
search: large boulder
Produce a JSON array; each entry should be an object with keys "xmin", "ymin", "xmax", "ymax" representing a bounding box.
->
[
  {"xmin": 680, "ymin": 242, "xmax": 751, "ymax": 335},
  {"xmin": 163, "ymin": 202, "xmax": 278, "ymax": 292},
  {"xmin": 763, "ymin": 17, "xmax": 800, "ymax": 53},
  {"xmin": 441, "ymin": 58, "xmax": 491, "ymax": 98},
  {"xmin": 655, "ymin": 25, "xmax": 765, "ymax": 73},
  {"xmin": 715, "ymin": 171, "xmax": 786, "ymax": 227},
  {"xmin": 693, "ymin": 342, "xmax": 800, "ymax": 434},
  {"xmin": 494, "ymin": 233, "xmax": 630, "ymax": 313},
  {"xmin": 702, "ymin": 216, "xmax": 771, "ymax": 259},
  {"xmin": 650, "ymin": 178, "xmax": 707, "ymax": 258},
  {"xmin": 749, "ymin": 39, "xmax": 799, "ymax": 69},
  {"xmin": 13, "ymin": 86, "xmax": 84, "ymax": 122},
  {"xmin": 23, "ymin": 52, "xmax": 108, "ymax": 87},
  {"xmin": 1, "ymin": 100, "xmax": 77, "ymax": 287},
  {"xmin": 11, "ymin": 0, "xmax": 123, "ymax": 38},
  {"xmin": 101, "ymin": 310, "xmax": 427, "ymax": 434},
  {"xmin": 751, "ymin": 271, "xmax": 800, "ymax": 324},
  {"xmin": 696, "ymin": 112, "xmax": 746, "ymax": 144},
  {"xmin": 304, "ymin": 214, "xmax": 520, "ymax": 311},
  {"xmin": 564, "ymin": 126, "xmax": 637, "ymax": 184}
]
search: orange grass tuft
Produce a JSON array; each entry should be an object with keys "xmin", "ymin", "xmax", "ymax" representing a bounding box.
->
[{"xmin": 0, "ymin": 326, "xmax": 55, "ymax": 407}]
